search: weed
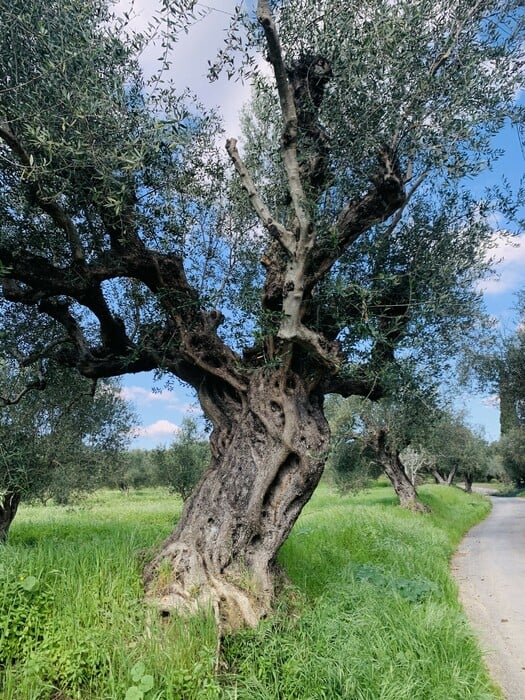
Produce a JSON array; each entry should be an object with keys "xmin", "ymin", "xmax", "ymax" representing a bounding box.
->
[{"xmin": 124, "ymin": 661, "xmax": 154, "ymax": 699}]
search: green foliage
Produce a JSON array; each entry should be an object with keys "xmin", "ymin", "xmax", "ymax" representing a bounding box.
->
[
  {"xmin": 221, "ymin": 484, "xmax": 495, "ymax": 700},
  {"xmin": 485, "ymin": 446, "xmax": 507, "ymax": 483},
  {"xmin": 499, "ymin": 305, "xmax": 525, "ymax": 434},
  {"xmin": 105, "ymin": 450, "xmax": 161, "ymax": 492},
  {"xmin": 0, "ymin": 489, "xmax": 221, "ymax": 699},
  {"xmin": 153, "ymin": 417, "xmax": 210, "ymax": 500},
  {"xmin": 0, "ymin": 356, "xmax": 135, "ymax": 521},
  {"xmin": 0, "ymin": 0, "xmax": 521, "ymax": 368},
  {"xmin": 426, "ymin": 412, "xmax": 490, "ymax": 484},
  {"xmin": 0, "ymin": 566, "xmax": 108, "ymax": 694},
  {"xmin": 327, "ymin": 389, "xmax": 491, "ymax": 492},
  {"xmin": 125, "ymin": 662, "xmax": 155, "ymax": 700},
  {"xmin": 328, "ymin": 436, "xmax": 383, "ymax": 493},
  {"xmin": 325, "ymin": 386, "xmax": 440, "ymax": 492},
  {"xmin": 0, "ymin": 571, "xmax": 53, "ymax": 665},
  {"xmin": 238, "ymin": 0, "xmax": 521, "ymax": 372},
  {"xmin": 498, "ymin": 427, "xmax": 525, "ymax": 486},
  {"xmin": 274, "ymin": 1, "xmax": 522, "ymax": 173},
  {"xmin": 467, "ymin": 291, "xmax": 525, "ymax": 437},
  {"xmin": 352, "ymin": 562, "xmax": 438, "ymax": 603}
]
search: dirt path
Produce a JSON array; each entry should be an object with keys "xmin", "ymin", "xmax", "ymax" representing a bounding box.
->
[{"xmin": 452, "ymin": 493, "xmax": 525, "ymax": 700}]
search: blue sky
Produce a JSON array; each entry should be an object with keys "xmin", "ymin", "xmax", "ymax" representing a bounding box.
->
[{"xmin": 120, "ymin": 1, "xmax": 524, "ymax": 449}]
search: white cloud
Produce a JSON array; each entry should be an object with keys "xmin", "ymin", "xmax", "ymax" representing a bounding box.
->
[
  {"xmin": 481, "ymin": 395, "xmax": 500, "ymax": 408},
  {"xmin": 131, "ymin": 419, "xmax": 180, "ymax": 438},
  {"xmin": 120, "ymin": 385, "xmax": 180, "ymax": 407},
  {"xmin": 479, "ymin": 233, "xmax": 525, "ymax": 295},
  {"xmin": 114, "ymin": 0, "xmax": 251, "ymax": 137}
]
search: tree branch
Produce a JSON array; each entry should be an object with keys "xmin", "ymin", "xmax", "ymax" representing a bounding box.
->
[
  {"xmin": 308, "ymin": 146, "xmax": 406, "ymax": 286},
  {"xmin": 278, "ymin": 320, "xmax": 341, "ymax": 372},
  {"xmin": 257, "ymin": 0, "xmax": 310, "ymax": 238},
  {"xmin": 0, "ymin": 246, "xmax": 134, "ymax": 358},
  {"xmin": 0, "ymin": 376, "xmax": 46, "ymax": 407},
  {"xmin": 0, "ymin": 122, "xmax": 85, "ymax": 263},
  {"xmin": 226, "ymin": 138, "xmax": 296, "ymax": 255},
  {"xmin": 321, "ymin": 369, "xmax": 383, "ymax": 401}
]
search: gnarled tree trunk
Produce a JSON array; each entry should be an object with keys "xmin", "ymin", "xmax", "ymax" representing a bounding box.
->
[
  {"xmin": 0, "ymin": 491, "xmax": 21, "ymax": 542},
  {"xmin": 432, "ymin": 467, "xmax": 457, "ymax": 486},
  {"xmin": 144, "ymin": 369, "xmax": 330, "ymax": 629},
  {"xmin": 376, "ymin": 431, "xmax": 427, "ymax": 512}
]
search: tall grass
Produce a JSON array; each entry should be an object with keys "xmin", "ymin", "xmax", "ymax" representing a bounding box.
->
[{"xmin": 0, "ymin": 485, "xmax": 500, "ymax": 699}]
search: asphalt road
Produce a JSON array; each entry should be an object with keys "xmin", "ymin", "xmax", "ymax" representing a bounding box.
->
[{"xmin": 452, "ymin": 493, "xmax": 525, "ymax": 700}]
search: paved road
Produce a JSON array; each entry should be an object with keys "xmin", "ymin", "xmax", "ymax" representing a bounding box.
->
[{"xmin": 452, "ymin": 494, "xmax": 525, "ymax": 700}]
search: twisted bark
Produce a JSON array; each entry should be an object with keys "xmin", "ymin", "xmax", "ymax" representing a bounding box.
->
[
  {"xmin": 376, "ymin": 431, "xmax": 427, "ymax": 512},
  {"xmin": 144, "ymin": 368, "xmax": 330, "ymax": 629},
  {"xmin": 0, "ymin": 491, "xmax": 21, "ymax": 542}
]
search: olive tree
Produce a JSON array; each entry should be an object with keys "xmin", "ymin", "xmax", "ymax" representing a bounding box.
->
[
  {"xmin": 467, "ymin": 293, "xmax": 525, "ymax": 484},
  {"xmin": 425, "ymin": 412, "xmax": 490, "ymax": 490},
  {"xmin": 0, "ymin": 352, "xmax": 135, "ymax": 540},
  {"xmin": 499, "ymin": 301, "xmax": 525, "ymax": 434},
  {"xmin": 498, "ymin": 428, "xmax": 525, "ymax": 486},
  {"xmin": 153, "ymin": 417, "xmax": 209, "ymax": 501},
  {"xmin": 326, "ymin": 377, "xmax": 441, "ymax": 511},
  {"xmin": 0, "ymin": 0, "xmax": 523, "ymax": 626}
]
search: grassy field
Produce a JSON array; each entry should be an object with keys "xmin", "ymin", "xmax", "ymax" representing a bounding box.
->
[{"xmin": 0, "ymin": 484, "xmax": 500, "ymax": 699}]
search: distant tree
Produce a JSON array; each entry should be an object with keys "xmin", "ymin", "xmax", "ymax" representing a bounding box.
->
[
  {"xmin": 105, "ymin": 449, "xmax": 160, "ymax": 493},
  {"xmin": 399, "ymin": 445, "xmax": 435, "ymax": 487},
  {"xmin": 467, "ymin": 292, "xmax": 525, "ymax": 436},
  {"xmin": 326, "ymin": 386, "xmax": 437, "ymax": 511},
  {"xmin": 0, "ymin": 359, "xmax": 135, "ymax": 540},
  {"xmin": 499, "ymin": 304, "xmax": 525, "ymax": 435},
  {"xmin": 498, "ymin": 428, "xmax": 525, "ymax": 487},
  {"xmin": 153, "ymin": 418, "xmax": 209, "ymax": 501},
  {"xmin": 326, "ymin": 396, "xmax": 383, "ymax": 493},
  {"xmin": 425, "ymin": 412, "xmax": 489, "ymax": 491},
  {"xmin": 484, "ymin": 443, "xmax": 508, "ymax": 483}
]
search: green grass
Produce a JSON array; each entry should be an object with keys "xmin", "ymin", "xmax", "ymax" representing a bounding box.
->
[{"xmin": 0, "ymin": 485, "xmax": 500, "ymax": 699}]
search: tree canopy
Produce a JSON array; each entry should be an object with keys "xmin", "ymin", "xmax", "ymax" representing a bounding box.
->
[
  {"xmin": 0, "ymin": 353, "xmax": 134, "ymax": 539},
  {"xmin": 0, "ymin": 0, "xmax": 523, "ymax": 626}
]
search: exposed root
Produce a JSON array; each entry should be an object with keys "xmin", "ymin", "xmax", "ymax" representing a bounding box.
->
[
  {"xmin": 144, "ymin": 543, "xmax": 272, "ymax": 632},
  {"xmin": 401, "ymin": 499, "xmax": 429, "ymax": 513}
]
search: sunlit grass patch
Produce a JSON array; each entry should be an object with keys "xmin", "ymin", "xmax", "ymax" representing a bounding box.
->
[
  {"xmin": 0, "ymin": 484, "xmax": 499, "ymax": 699},
  {"xmin": 221, "ymin": 485, "xmax": 498, "ymax": 700}
]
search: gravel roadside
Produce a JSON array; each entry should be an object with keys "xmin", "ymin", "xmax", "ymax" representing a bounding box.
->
[{"xmin": 452, "ymin": 494, "xmax": 525, "ymax": 700}]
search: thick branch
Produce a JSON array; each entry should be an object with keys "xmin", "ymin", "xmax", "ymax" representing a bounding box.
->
[
  {"xmin": 257, "ymin": 1, "xmax": 310, "ymax": 238},
  {"xmin": 36, "ymin": 299, "xmax": 92, "ymax": 361},
  {"xmin": 308, "ymin": 147, "xmax": 406, "ymax": 286},
  {"xmin": 321, "ymin": 370, "xmax": 383, "ymax": 401},
  {"xmin": 0, "ymin": 250, "xmax": 133, "ymax": 355},
  {"xmin": 226, "ymin": 138, "xmax": 295, "ymax": 255},
  {"xmin": 279, "ymin": 321, "xmax": 341, "ymax": 372},
  {"xmin": 1, "ymin": 242, "xmax": 248, "ymax": 394}
]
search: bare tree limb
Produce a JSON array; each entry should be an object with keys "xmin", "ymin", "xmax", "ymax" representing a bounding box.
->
[
  {"xmin": 226, "ymin": 138, "xmax": 296, "ymax": 255},
  {"xmin": 257, "ymin": 1, "xmax": 311, "ymax": 239}
]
